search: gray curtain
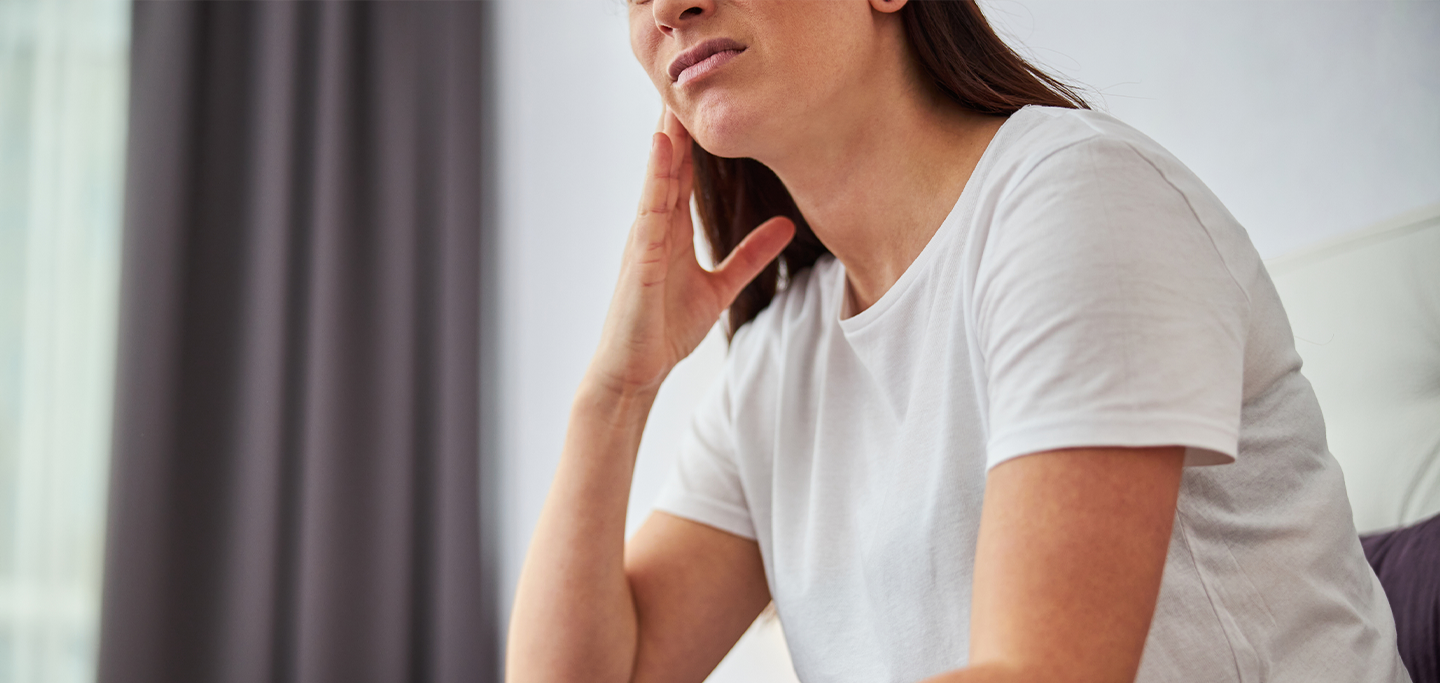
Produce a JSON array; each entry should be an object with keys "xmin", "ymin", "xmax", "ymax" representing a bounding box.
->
[{"xmin": 97, "ymin": 3, "xmax": 497, "ymax": 682}]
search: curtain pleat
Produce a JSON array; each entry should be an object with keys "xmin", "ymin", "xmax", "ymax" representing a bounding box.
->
[{"xmin": 97, "ymin": 3, "xmax": 494, "ymax": 682}]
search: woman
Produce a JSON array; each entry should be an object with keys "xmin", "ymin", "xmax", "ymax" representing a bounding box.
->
[{"xmin": 508, "ymin": 1, "xmax": 1409, "ymax": 682}]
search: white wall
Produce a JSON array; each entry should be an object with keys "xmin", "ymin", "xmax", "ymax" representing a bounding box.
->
[
  {"xmin": 493, "ymin": 2, "xmax": 1440, "ymax": 679},
  {"xmin": 986, "ymin": 0, "xmax": 1440, "ymax": 258}
]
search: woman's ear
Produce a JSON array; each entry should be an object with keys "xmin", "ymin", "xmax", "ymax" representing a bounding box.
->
[{"xmin": 867, "ymin": 0, "xmax": 909, "ymax": 14}]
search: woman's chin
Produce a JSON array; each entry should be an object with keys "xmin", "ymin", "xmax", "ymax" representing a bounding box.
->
[
  {"xmin": 682, "ymin": 104, "xmax": 771, "ymax": 161},
  {"xmin": 690, "ymin": 135, "xmax": 746, "ymax": 160},
  {"xmin": 689, "ymin": 125, "xmax": 765, "ymax": 161}
]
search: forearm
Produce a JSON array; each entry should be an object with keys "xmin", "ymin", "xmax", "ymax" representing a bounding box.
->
[{"xmin": 506, "ymin": 376, "xmax": 658, "ymax": 683}]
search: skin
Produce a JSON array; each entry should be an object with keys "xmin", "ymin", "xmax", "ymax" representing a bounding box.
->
[{"xmin": 506, "ymin": 2, "xmax": 1187, "ymax": 682}]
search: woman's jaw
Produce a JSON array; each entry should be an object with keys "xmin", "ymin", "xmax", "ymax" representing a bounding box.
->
[
  {"xmin": 660, "ymin": 38, "xmax": 769, "ymax": 159},
  {"xmin": 629, "ymin": 0, "xmax": 901, "ymax": 163}
]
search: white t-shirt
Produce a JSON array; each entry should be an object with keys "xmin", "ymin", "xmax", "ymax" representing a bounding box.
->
[{"xmin": 654, "ymin": 106, "xmax": 1409, "ymax": 683}]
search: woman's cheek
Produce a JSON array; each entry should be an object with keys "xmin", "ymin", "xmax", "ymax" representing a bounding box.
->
[{"xmin": 628, "ymin": 20, "xmax": 663, "ymax": 83}]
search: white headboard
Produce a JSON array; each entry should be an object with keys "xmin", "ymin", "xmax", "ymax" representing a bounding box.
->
[{"xmin": 1268, "ymin": 204, "xmax": 1440, "ymax": 534}]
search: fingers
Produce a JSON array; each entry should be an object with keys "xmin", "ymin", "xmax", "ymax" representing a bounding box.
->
[
  {"xmin": 672, "ymin": 129, "xmax": 697, "ymax": 250},
  {"xmin": 648, "ymin": 109, "xmax": 696, "ymax": 257},
  {"xmin": 634, "ymin": 132, "xmax": 678, "ymax": 283},
  {"xmin": 677, "ymin": 130, "xmax": 695, "ymax": 208},
  {"xmin": 710, "ymin": 217, "xmax": 796, "ymax": 306},
  {"xmin": 662, "ymin": 109, "xmax": 691, "ymax": 180},
  {"xmin": 638, "ymin": 132, "xmax": 675, "ymax": 218},
  {"xmin": 665, "ymin": 138, "xmax": 681, "ymax": 215}
]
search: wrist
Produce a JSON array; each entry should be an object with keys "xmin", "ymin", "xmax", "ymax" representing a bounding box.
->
[
  {"xmin": 579, "ymin": 359, "xmax": 666, "ymax": 402},
  {"xmin": 575, "ymin": 371, "xmax": 660, "ymax": 422}
]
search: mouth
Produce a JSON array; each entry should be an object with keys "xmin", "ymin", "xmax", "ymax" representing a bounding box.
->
[{"xmin": 668, "ymin": 37, "xmax": 746, "ymax": 86}]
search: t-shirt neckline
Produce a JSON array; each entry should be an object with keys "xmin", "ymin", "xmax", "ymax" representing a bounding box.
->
[{"xmin": 835, "ymin": 105, "xmax": 1035, "ymax": 334}]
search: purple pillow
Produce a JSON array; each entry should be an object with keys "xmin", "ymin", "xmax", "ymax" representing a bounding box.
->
[{"xmin": 1362, "ymin": 513, "xmax": 1440, "ymax": 683}]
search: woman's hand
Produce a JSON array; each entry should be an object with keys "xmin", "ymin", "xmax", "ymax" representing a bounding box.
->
[
  {"xmin": 588, "ymin": 111, "xmax": 795, "ymax": 396},
  {"xmin": 506, "ymin": 113, "xmax": 787, "ymax": 682}
]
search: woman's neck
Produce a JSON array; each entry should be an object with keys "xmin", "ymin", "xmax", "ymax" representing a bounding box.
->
[{"xmin": 758, "ymin": 86, "xmax": 1007, "ymax": 316}]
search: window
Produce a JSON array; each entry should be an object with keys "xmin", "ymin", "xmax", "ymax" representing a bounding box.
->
[{"xmin": 0, "ymin": 0, "xmax": 130, "ymax": 680}]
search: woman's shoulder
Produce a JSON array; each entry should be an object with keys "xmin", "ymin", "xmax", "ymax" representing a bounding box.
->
[
  {"xmin": 993, "ymin": 105, "xmax": 1195, "ymax": 191},
  {"xmin": 1005, "ymin": 105, "xmax": 1156, "ymax": 153},
  {"xmin": 978, "ymin": 105, "xmax": 1239, "ymax": 242}
]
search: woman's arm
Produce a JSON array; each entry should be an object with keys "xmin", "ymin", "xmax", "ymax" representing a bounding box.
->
[
  {"xmin": 505, "ymin": 112, "xmax": 793, "ymax": 683},
  {"xmin": 506, "ymin": 381, "xmax": 771, "ymax": 683},
  {"xmin": 924, "ymin": 446, "xmax": 1185, "ymax": 683}
]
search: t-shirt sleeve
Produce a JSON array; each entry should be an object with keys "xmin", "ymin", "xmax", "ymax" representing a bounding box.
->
[
  {"xmin": 652, "ymin": 362, "xmax": 756, "ymax": 540},
  {"xmin": 975, "ymin": 135, "xmax": 1249, "ymax": 470}
]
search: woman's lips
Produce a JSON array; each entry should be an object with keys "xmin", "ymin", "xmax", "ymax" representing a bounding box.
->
[
  {"xmin": 675, "ymin": 48, "xmax": 743, "ymax": 86},
  {"xmin": 668, "ymin": 37, "xmax": 746, "ymax": 85}
]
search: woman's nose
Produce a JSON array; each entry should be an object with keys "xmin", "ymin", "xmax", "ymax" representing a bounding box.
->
[{"xmin": 653, "ymin": 0, "xmax": 715, "ymax": 34}]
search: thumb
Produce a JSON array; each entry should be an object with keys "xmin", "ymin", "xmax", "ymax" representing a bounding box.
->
[{"xmin": 710, "ymin": 216, "xmax": 797, "ymax": 307}]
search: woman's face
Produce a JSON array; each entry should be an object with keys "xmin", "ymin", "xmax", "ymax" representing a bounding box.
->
[{"xmin": 629, "ymin": 0, "xmax": 905, "ymax": 161}]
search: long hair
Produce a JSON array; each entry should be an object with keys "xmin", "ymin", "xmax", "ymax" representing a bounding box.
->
[{"xmin": 692, "ymin": 0, "xmax": 1088, "ymax": 338}]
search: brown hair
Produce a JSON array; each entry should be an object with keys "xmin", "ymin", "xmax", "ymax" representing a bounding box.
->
[{"xmin": 692, "ymin": 0, "xmax": 1088, "ymax": 338}]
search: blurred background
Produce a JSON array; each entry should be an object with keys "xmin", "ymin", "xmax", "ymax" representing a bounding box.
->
[{"xmin": 1, "ymin": 1, "xmax": 1436, "ymax": 682}]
